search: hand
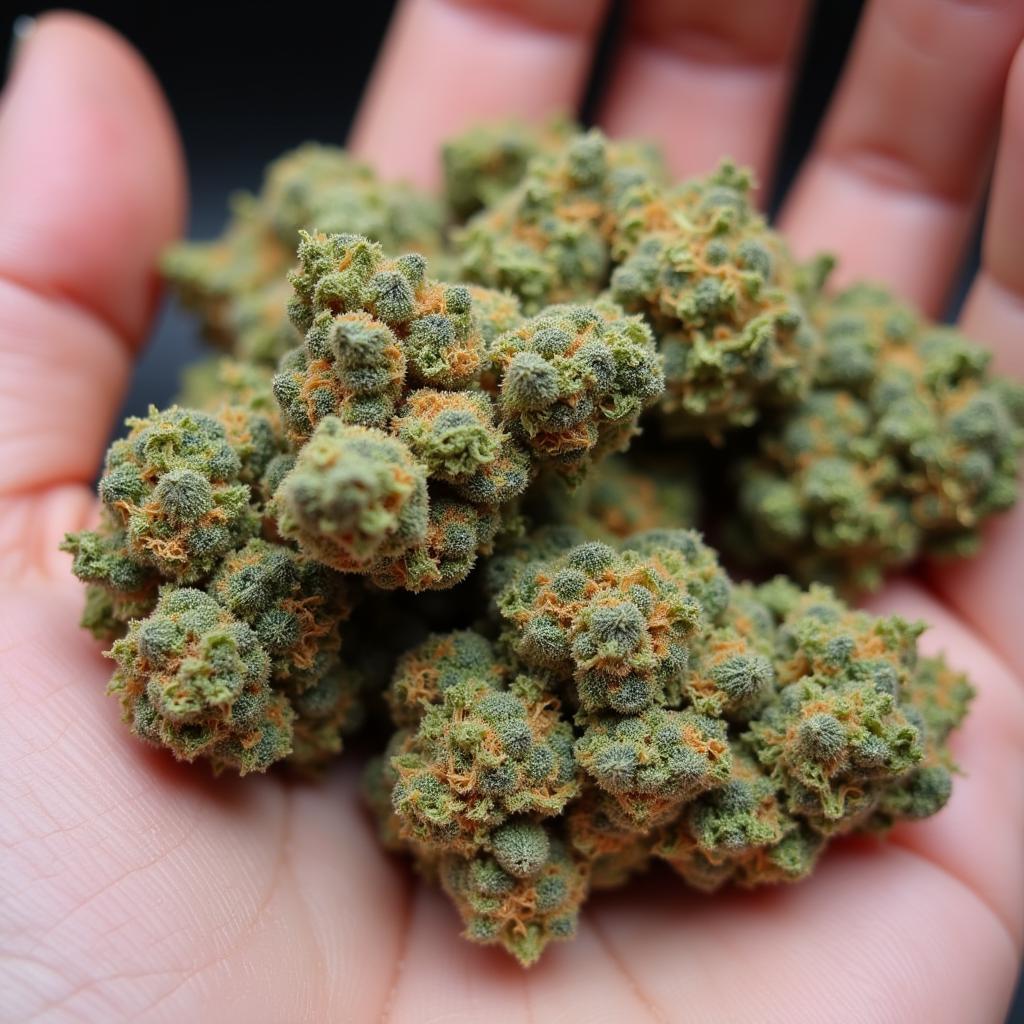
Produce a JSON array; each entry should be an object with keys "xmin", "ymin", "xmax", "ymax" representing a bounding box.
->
[{"xmin": 2, "ymin": 6, "xmax": 1023, "ymax": 1021}]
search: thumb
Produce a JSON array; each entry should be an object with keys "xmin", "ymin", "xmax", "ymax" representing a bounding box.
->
[{"xmin": 0, "ymin": 12, "xmax": 185, "ymax": 502}]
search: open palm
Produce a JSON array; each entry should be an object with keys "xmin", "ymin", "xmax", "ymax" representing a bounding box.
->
[{"xmin": 3, "ymin": 6, "xmax": 1024, "ymax": 1022}]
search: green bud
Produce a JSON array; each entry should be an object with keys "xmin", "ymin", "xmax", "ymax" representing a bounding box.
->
[
  {"xmin": 273, "ymin": 418, "xmax": 429, "ymax": 573},
  {"xmin": 97, "ymin": 406, "xmax": 259, "ymax": 583},
  {"xmin": 490, "ymin": 300, "xmax": 663, "ymax": 482},
  {"xmin": 491, "ymin": 819, "xmax": 551, "ymax": 878},
  {"xmin": 575, "ymin": 708, "xmax": 732, "ymax": 827},
  {"xmin": 442, "ymin": 116, "xmax": 578, "ymax": 220},
  {"xmin": 389, "ymin": 676, "xmax": 578, "ymax": 855},
  {"xmin": 163, "ymin": 144, "xmax": 442, "ymax": 364},
  {"xmin": 387, "ymin": 631, "xmax": 507, "ymax": 728},
  {"xmin": 498, "ymin": 531, "xmax": 727, "ymax": 713},
  {"xmin": 107, "ymin": 587, "xmax": 292, "ymax": 774},
  {"xmin": 439, "ymin": 834, "xmax": 589, "ymax": 966},
  {"xmin": 730, "ymin": 285, "xmax": 1024, "ymax": 594},
  {"xmin": 610, "ymin": 162, "xmax": 820, "ymax": 438},
  {"xmin": 455, "ymin": 129, "xmax": 663, "ymax": 312}
]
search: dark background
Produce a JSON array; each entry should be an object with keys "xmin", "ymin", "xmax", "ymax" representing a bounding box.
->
[{"xmin": 1, "ymin": 1, "xmax": 1019, "ymax": 1018}]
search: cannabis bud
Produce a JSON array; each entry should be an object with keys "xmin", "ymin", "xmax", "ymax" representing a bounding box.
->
[
  {"xmin": 730, "ymin": 284, "xmax": 1024, "ymax": 592},
  {"xmin": 439, "ymin": 830, "xmax": 589, "ymax": 967},
  {"xmin": 163, "ymin": 144, "xmax": 443, "ymax": 364},
  {"xmin": 442, "ymin": 116, "xmax": 577, "ymax": 220},
  {"xmin": 610, "ymin": 162, "xmax": 821, "ymax": 437},
  {"xmin": 496, "ymin": 532, "xmax": 728, "ymax": 713},
  {"xmin": 273, "ymin": 418, "xmax": 430, "ymax": 573},
  {"xmin": 94, "ymin": 405, "xmax": 269, "ymax": 582},
  {"xmin": 108, "ymin": 587, "xmax": 293, "ymax": 774},
  {"xmin": 59, "ymin": 120, "xmax": 995, "ymax": 969},
  {"xmin": 389, "ymin": 673, "xmax": 578, "ymax": 854},
  {"xmin": 489, "ymin": 300, "xmax": 664, "ymax": 480},
  {"xmin": 61, "ymin": 514, "xmax": 160, "ymax": 641},
  {"xmin": 366, "ymin": 528, "xmax": 971, "ymax": 964},
  {"xmin": 455, "ymin": 129, "xmax": 662, "ymax": 311}
]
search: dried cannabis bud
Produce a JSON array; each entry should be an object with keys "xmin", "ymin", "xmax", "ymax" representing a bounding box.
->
[
  {"xmin": 107, "ymin": 587, "xmax": 293, "ymax": 774},
  {"xmin": 268, "ymin": 230, "xmax": 663, "ymax": 590},
  {"xmin": 454, "ymin": 129, "xmax": 662, "ymax": 312},
  {"xmin": 489, "ymin": 300, "xmax": 664, "ymax": 480},
  {"xmin": 61, "ymin": 512, "xmax": 160, "ymax": 641},
  {"xmin": 394, "ymin": 389, "xmax": 530, "ymax": 504},
  {"xmin": 497, "ymin": 533, "xmax": 728, "ymax": 713},
  {"xmin": 610, "ymin": 162, "xmax": 821, "ymax": 437},
  {"xmin": 574, "ymin": 707, "xmax": 731, "ymax": 828},
  {"xmin": 389, "ymin": 673, "xmax": 578, "ymax": 854},
  {"xmin": 94, "ymin": 530, "xmax": 361, "ymax": 775},
  {"xmin": 442, "ymin": 116, "xmax": 578, "ymax": 221},
  {"xmin": 275, "ymin": 231, "xmax": 488, "ymax": 436},
  {"xmin": 365, "ymin": 529, "xmax": 972, "ymax": 964},
  {"xmin": 730, "ymin": 284, "xmax": 1024, "ymax": 592},
  {"xmin": 92, "ymin": 405, "xmax": 272, "ymax": 583},
  {"xmin": 363, "ymin": 631, "xmax": 587, "ymax": 964},
  {"xmin": 206, "ymin": 538, "xmax": 351, "ymax": 696},
  {"xmin": 439, "ymin": 829, "xmax": 589, "ymax": 966},
  {"xmin": 273, "ymin": 418, "xmax": 431, "ymax": 573},
  {"xmin": 387, "ymin": 628, "xmax": 506, "ymax": 726},
  {"xmin": 265, "ymin": 231, "xmax": 528, "ymax": 590},
  {"xmin": 59, "ymin": 122, "xmax": 1001, "ymax": 970},
  {"xmin": 163, "ymin": 144, "xmax": 443, "ymax": 364}
]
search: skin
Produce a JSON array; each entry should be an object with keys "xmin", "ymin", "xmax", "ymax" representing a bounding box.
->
[{"xmin": 2, "ymin": 4, "xmax": 1024, "ymax": 1020}]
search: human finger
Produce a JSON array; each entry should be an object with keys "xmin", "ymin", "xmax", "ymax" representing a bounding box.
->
[
  {"xmin": 598, "ymin": 0, "xmax": 809, "ymax": 196},
  {"xmin": 960, "ymin": 41, "xmax": 1024, "ymax": 379},
  {"xmin": 927, "ymin": 43, "xmax": 1024, "ymax": 677},
  {"xmin": 349, "ymin": 0, "xmax": 609, "ymax": 187},
  {"xmin": 780, "ymin": 0, "xmax": 1024, "ymax": 315},
  {"xmin": 0, "ymin": 13, "xmax": 185, "ymax": 499}
]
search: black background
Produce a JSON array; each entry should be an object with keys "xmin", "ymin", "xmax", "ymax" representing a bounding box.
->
[{"xmin": 0, "ymin": 1, "xmax": 1019, "ymax": 1019}]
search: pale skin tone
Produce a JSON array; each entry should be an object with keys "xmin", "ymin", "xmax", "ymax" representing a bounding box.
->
[{"xmin": 1, "ymin": 3, "xmax": 1024, "ymax": 1020}]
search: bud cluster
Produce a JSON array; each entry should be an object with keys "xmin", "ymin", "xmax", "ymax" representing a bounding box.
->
[
  {"xmin": 730, "ymin": 284, "xmax": 1024, "ymax": 592},
  {"xmin": 63, "ymin": 390, "xmax": 361, "ymax": 773},
  {"xmin": 610, "ymin": 163, "xmax": 823, "ymax": 437},
  {"xmin": 268, "ymin": 230, "xmax": 662, "ymax": 590},
  {"xmin": 488, "ymin": 300, "xmax": 663, "ymax": 479},
  {"xmin": 163, "ymin": 144, "xmax": 444, "ymax": 364},
  {"xmin": 454, "ymin": 129, "xmax": 663, "ymax": 312},
  {"xmin": 61, "ymin": 120, "xmax": 999, "ymax": 967},
  {"xmin": 366, "ymin": 529, "xmax": 971, "ymax": 964},
  {"xmin": 442, "ymin": 116, "xmax": 577, "ymax": 221}
]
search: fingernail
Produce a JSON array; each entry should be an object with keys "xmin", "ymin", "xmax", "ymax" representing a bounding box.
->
[{"xmin": 6, "ymin": 15, "xmax": 37, "ymax": 77}]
